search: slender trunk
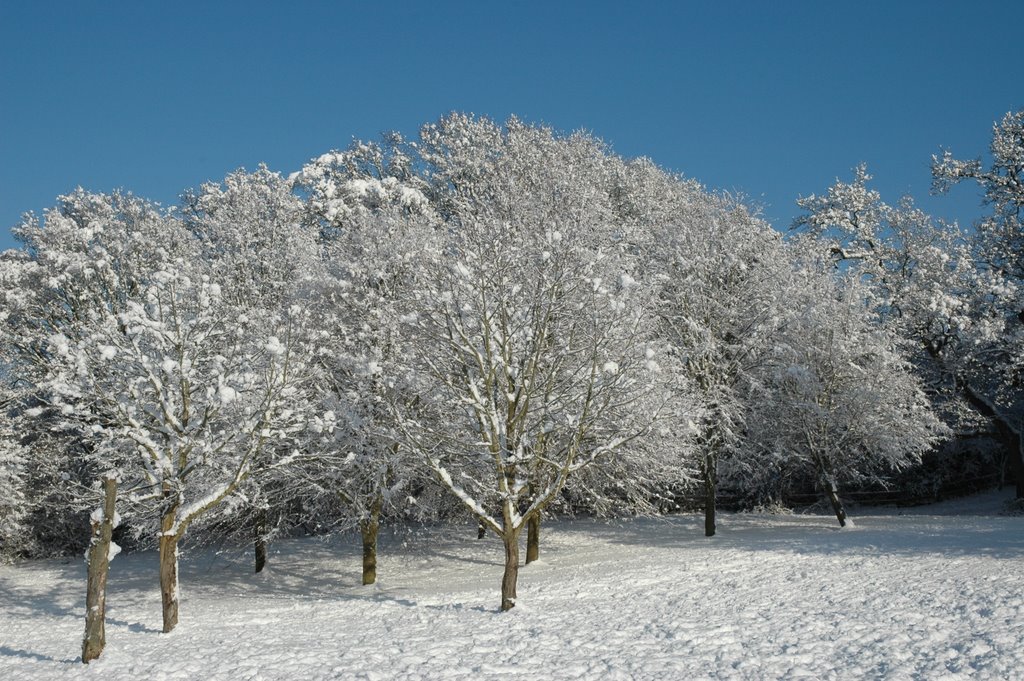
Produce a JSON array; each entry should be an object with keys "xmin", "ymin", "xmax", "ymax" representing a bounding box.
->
[
  {"xmin": 823, "ymin": 477, "xmax": 847, "ymax": 527},
  {"xmin": 254, "ymin": 508, "xmax": 268, "ymax": 574},
  {"xmin": 360, "ymin": 495, "xmax": 383, "ymax": 585},
  {"xmin": 500, "ymin": 529, "xmax": 520, "ymax": 612},
  {"xmin": 82, "ymin": 476, "xmax": 117, "ymax": 663},
  {"xmin": 159, "ymin": 507, "xmax": 180, "ymax": 633},
  {"xmin": 526, "ymin": 513, "xmax": 540, "ymax": 564},
  {"xmin": 703, "ymin": 451, "xmax": 717, "ymax": 537}
]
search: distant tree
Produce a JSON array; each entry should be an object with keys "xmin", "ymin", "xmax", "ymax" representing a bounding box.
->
[
  {"xmin": 748, "ymin": 259, "xmax": 945, "ymax": 525},
  {"xmin": 932, "ymin": 111, "xmax": 1024, "ymax": 478},
  {"xmin": 182, "ymin": 165, "xmax": 323, "ymax": 572},
  {"xmin": 646, "ymin": 187, "xmax": 797, "ymax": 535},
  {"xmin": 291, "ymin": 135, "xmax": 439, "ymax": 585},
  {"xmin": 795, "ymin": 163, "xmax": 1020, "ymax": 496},
  {"xmin": 0, "ymin": 380, "xmax": 31, "ymax": 560}
]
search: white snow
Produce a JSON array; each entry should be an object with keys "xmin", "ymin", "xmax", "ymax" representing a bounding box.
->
[
  {"xmin": 1, "ymin": 490, "xmax": 1022, "ymax": 679},
  {"xmin": 265, "ymin": 336, "xmax": 286, "ymax": 356},
  {"xmin": 217, "ymin": 385, "xmax": 238, "ymax": 405}
]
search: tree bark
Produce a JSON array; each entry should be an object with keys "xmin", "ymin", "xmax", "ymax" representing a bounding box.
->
[
  {"xmin": 82, "ymin": 476, "xmax": 117, "ymax": 663},
  {"xmin": 254, "ymin": 508, "xmax": 268, "ymax": 574},
  {"xmin": 159, "ymin": 507, "xmax": 180, "ymax": 633},
  {"xmin": 823, "ymin": 477, "xmax": 847, "ymax": 527},
  {"xmin": 526, "ymin": 513, "xmax": 540, "ymax": 564},
  {"xmin": 360, "ymin": 494, "xmax": 383, "ymax": 585},
  {"xmin": 501, "ymin": 530, "xmax": 520, "ymax": 611},
  {"xmin": 703, "ymin": 451, "xmax": 717, "ymax": 537}
]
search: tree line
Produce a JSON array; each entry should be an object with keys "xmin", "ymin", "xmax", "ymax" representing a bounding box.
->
[{"xmin": 0, "ymin": 112, "xmax": 1020, "ymax": 633}]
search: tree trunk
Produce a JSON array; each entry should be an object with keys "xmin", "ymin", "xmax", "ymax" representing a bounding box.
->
[
  {"xmin": 500, "ymin": 530, "xmax": 520, "ymax": 611},
  {"xmin": 526, "ymin": 513, "xmax": 540, "ymax": 564},
  {"xmin": 360, "ymin": 495, "xmax": 383, "ymax": 585},
  {"xmin": 823, "ymin": 477, "xmax": 847, "ymax": 527},
  {"xmin": 703, "ymin": 451, "xmax": 717, "ymax": 537},
  {"xmin": 82, "ymin": 476, "xmax": 117, "ymax": 663},
  {"xmin": 254, "ymin": 508, "xmax": 268, "ymax": 574},
  {"xmin": 159, "ymin": 508, "xmax": 180, "ymax": 633}
]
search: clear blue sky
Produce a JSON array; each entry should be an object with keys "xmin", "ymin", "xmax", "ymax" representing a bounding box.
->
[{"xmin": 1, "ymin": 1, "xmax": 1019, "ymax": 250}]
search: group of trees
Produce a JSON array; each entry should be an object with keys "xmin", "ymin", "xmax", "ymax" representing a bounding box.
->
[
  {"xmin": 0, "ymin": 111, "xmax": 1020, "ymax": 631},
  {"xmin": 793, "ymin": 110, "xmax": 1024, "ymax": 498}
]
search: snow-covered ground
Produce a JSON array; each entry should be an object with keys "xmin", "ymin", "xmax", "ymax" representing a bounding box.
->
[{"xmin": 2, "ymin": 489, "xmax": 1023, "ymax": 680}]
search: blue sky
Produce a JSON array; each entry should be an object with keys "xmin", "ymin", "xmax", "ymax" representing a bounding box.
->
[{"xmin": 0, "ymin": 2, "xmax": 1019, "ymax": 250}]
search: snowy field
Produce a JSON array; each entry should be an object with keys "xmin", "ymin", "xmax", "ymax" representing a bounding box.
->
[{"xmin": 2, "ymin": 490, "xmax": 1023, "ymax": 680}]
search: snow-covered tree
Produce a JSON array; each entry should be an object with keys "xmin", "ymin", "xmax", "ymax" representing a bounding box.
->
[
  {"xmin": 0, "ymin": 379, "xmax": 31, "ymax": 560},
  {"xmin": 932, "ymin": 110, "xmax": 1024, "ymax": 491},
  {"xmin": 640, "ymin": 172, "xmax": 797, "ymax": 535},
  {"xmin": 181, "ymin": 165, "xmax": 324, "ymax": 572},
  {"xmin": 794, "ymin": 164, "xmax": 980, "ymax": 345},
  {"xmin": 749, "ymin": 261, "xmax": 945, "ymax": 525},
  {"xmin": 183, "ymin": 164, "xmax": 321, "ymax": 308},
  {"xmin": 397, "ymin": 115, "xmax": 683, "ymax": 610},
  {"xmin": 0, "ymin": 191, "xmax": 187, "ymax": 560},
  {"xmin": 2, "ymin": 190, "xmax": 319, "ymax": 631},
  {"xmin": 291, "ymin": 135, "xmax": 441, "ymax": 584},
  {"xmin": 933, "ymin": 109, "xmax": 1024, "ymax": 281},
  {"xmin": 795, "ymin": 164, "xmax": 1019, "ymax": 495}
]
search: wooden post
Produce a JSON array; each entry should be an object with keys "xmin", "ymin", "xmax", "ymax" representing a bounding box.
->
[{"xmin": 82, "ymin": 475, "xmax": 118, "ymax": 663}]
